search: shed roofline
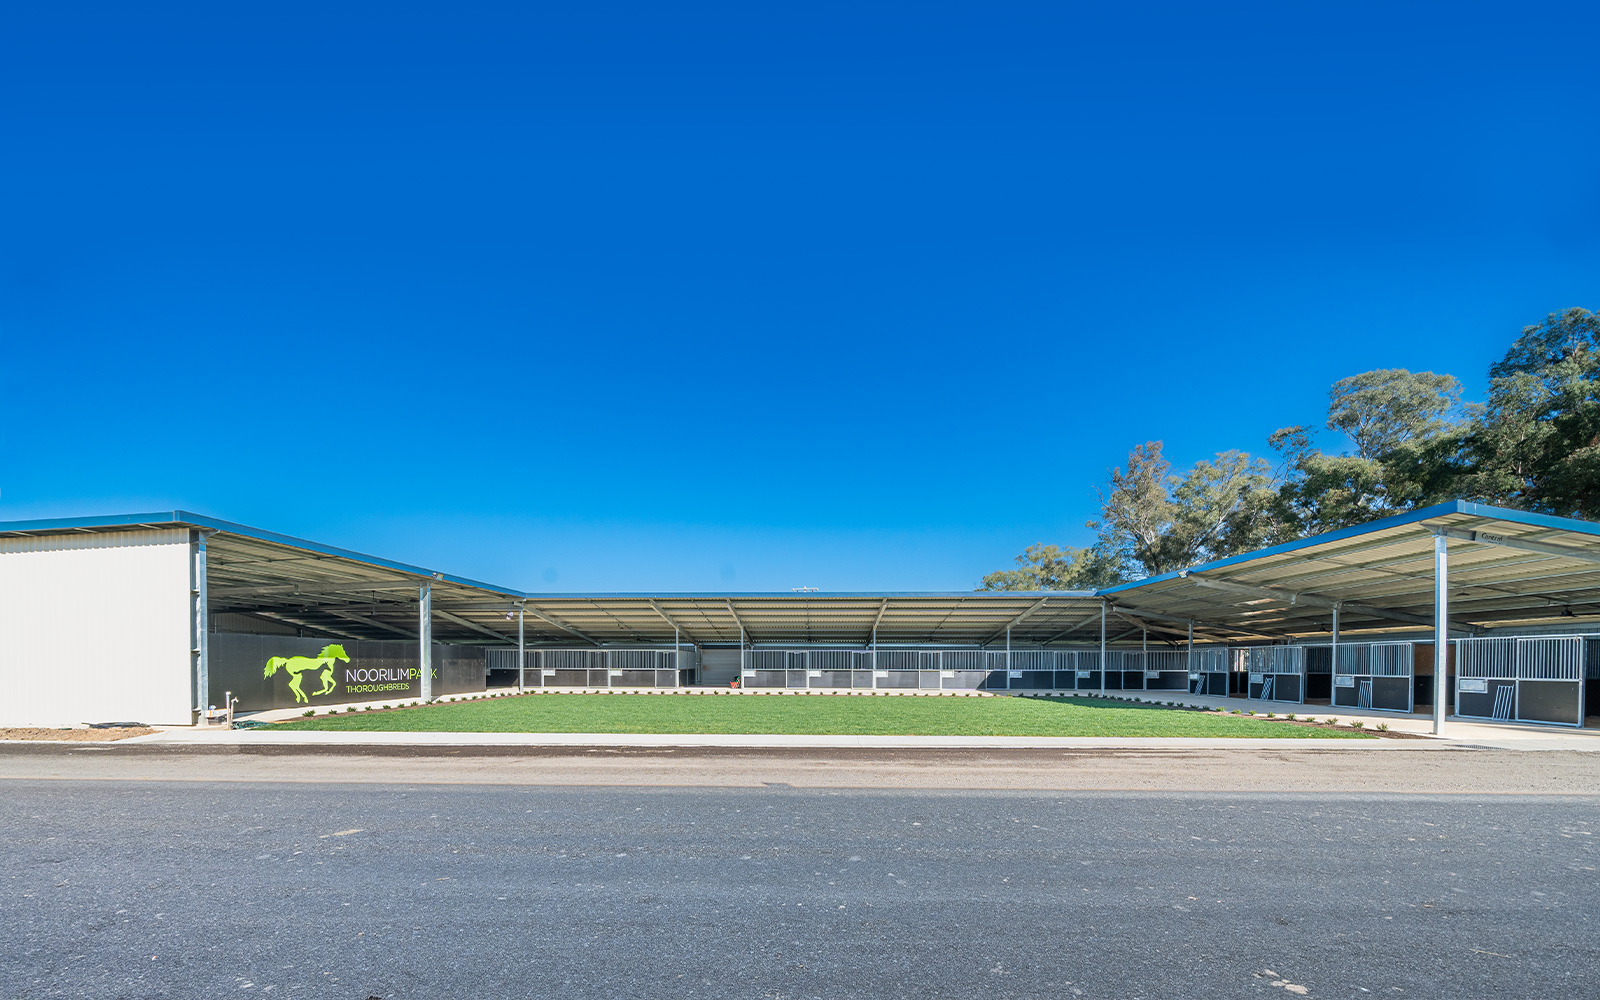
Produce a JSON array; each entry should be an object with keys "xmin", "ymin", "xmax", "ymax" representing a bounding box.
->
[
  {"xmin": 4, "ymin": 501, "xmax": 1596, "ymax": 607},
  {"xmin": 1094, "ymin": 500, "xmax": 1600, "ymax": 599}
]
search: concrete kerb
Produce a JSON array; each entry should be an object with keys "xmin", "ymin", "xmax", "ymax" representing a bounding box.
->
[{"xmin": 125, "ymin": 729, "xmax": 1441, "ymax": 750}]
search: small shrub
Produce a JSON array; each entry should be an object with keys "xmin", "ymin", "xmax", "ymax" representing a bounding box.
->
[
  {"xmin": 1247, "ymin": 710, "xmax": 1256, "ymax": 716},
  {"xmin": 1324, "ymin": 718, "xmax": 1338, "ymax": 726},
  {"xmin": 382, "ymin": 705, "xmax": 391, "ymax": 710},
  {"xmin": 1349, "ymin": 720, "xmax": 1365, "ymax": 729},
  {"xmin": 302, "ymin": 710, "xmax": 314, "ymax": 717},
  {"xmin": 1266, "ymin": 712, "xmax": 1276, "ymax": 718},
  {"xmin": 1285, "ymin": 713, "xmax": 1296, "ymax": 720},
  {"xmin": 1376, "ymin": 722, "xmax": 1390, "ymax": 732}
]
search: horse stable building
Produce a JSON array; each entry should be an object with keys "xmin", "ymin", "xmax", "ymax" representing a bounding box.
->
[{"xmin": 2, "ymin": 501, "xmax": 1598, "ymax": 732}]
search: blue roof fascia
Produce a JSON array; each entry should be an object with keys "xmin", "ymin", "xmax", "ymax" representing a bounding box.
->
[
  {"xmin": 1093, "ymin": 500, "xmax": 1600, "ymax": 599},
  {"xmin": 0, "ymin": 511, "xmax": 194, "ymax": 534}
]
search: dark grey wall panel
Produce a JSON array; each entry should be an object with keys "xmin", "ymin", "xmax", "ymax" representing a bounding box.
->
[{"xmin": 210, "ymin": 633, "xmax": 485, "ymax": 711}]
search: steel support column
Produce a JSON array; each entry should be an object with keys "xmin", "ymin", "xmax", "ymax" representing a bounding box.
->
[
  {"xmin": 517, "ymin": 604, "xmax": 525, "ymax": 694},
  {"xmin": 192, "ymin": 530, "xmax": 212, "ymax": 723},
  {"xmin": 420, "ymin": 582, "xmax": 433, "ymax": 702},
  {"xmin": 1433, "ymin": 533, "xmax": 1448, "ymax": 735},
  {"xmin": 1099, "ymin": 601, "xmax": 1107, "ymax": 697},
  {"xmin": 1331, "ymin": 603, "xmax": 1340, "ymax": 679}
]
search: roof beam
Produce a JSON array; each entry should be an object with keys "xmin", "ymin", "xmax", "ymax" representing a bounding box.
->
[
  {"xmin": 522, "ymin": 605, "xmax": 600, "ymax": 645},
  {"xmin": 867, "ymin": 599, "xmax": 890, "ymax": 643},
  {"xmin": 208, "ymin": 582, "xmax": 419, "ymax": 600},
  {"xmin": 1108, "ymin": 603, "xmax": 1282, "ymax": 642},
  {"xmin": 725, "ymin": 601, "xmax": 753, "ymax": 642},
  {"xmin": 434, "ymin": 609, "xmax": 518, "ymax": 645},
  {"xmin": 1180, "ymin": 574, "xmax": 1484, "ymax": 635},
  {"xmin": 982, "ymin": 597, "xmax": 1051, "ymax": 644},
  {"xmin": 1434, "ymin": 526, "xmax": 1600, "ymax": 566},
  {"xmin": 649, "ymin": 600, "xmax": 702, "ymax": 645},
  {"xmin": 1112, "ymin": 611, "xmax": 1192, "ymax": 641},
  {"xmin": 328, "ymin": 609, "xmax": 416, "ymax": 638},
  {"xmin": 254, "ymin": 610, "xmax": 365, "ymax": 642},
  {"xmin": 1038, "ymin": 606, "xmax": 1117, "ymax": 644}
]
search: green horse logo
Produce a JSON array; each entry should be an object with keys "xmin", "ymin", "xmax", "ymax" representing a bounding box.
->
[{"xmin": 263, "ymin": 644, "xmax": 349, "ymax": 704}]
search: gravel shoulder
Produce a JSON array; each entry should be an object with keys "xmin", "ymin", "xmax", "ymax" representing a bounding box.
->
[{"xmin": 0, "ymin": 727, "xmax": 159, "ymax": 742}]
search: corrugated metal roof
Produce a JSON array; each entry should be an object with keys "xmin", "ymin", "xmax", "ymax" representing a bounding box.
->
[
  {"xmin": 1101, "ymin": 502, "xmax": 1600, "ymax": 640},
  {"xmin": 4, "ymin": 501, "xmax": 1599, "ymax": 646}
]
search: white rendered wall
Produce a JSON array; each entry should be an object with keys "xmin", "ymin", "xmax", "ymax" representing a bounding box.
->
[{"xmin": 0, "ymin": 529, "xmax": 193, "ymax": 727}]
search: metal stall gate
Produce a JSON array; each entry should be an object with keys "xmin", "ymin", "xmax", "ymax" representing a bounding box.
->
[
  {"xmin": 1143, "ymin": 650, "xmax": 1190, "ymax": 691},
  {"xmin": 1188, "ymin": 647, "xmax": 1229, "ymax": 696},
  {"xmin": 1244, "ymin": 646, "xmax": 1306, "ymax": 703},
  {"xmin": 487, "ymin": 648, "xmax": 681, "ymax": 688},
  {"xmin": 1066, "ymin": 649, "xmax": 1105, "ymax": 691},
  {"xmin": 741, "ymin": 649, "xmax": 994, "ymax": 691},
  {"xmin": 991, "ymin": 649, "xmax": 1055, "ymax": 691},
  {"xmin": 1455, "ymin": 636, "xmax": 1585, "ymax": 727},
  {"xmin": 1332, "ymin": 642, "xmax": 1413, "ymax": 713},
  {"xmin": 737, "ymin": 648, "xmax": 1150, "ymax": 694}
]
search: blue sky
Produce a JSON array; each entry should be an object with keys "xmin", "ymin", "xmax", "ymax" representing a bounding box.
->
[{"xmin": 2, "ymin": 1, "xmax": 1596, "ymax": 592}]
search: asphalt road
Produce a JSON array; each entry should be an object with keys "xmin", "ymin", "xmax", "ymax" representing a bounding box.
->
[{"xmin": 3, "ymin": 749, "xmax": 1598, "ymax": 999}]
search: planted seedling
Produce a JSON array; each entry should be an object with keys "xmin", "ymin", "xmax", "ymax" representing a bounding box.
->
[
  {"xmin": 1349, "ymin": 720, "xmax": 1365, "ymax": 729},
  {"xmin": 1376, "ymin": 722, "xmax": 1390, "ymax": 732}
]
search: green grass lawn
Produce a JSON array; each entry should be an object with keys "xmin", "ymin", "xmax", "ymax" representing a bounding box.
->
[{"xmin": 271, "ymin": 693, "xmax": 1372, "ymax": 738}]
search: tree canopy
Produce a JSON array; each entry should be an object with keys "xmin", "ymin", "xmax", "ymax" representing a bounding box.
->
[{"xmin": 981, "ymin": 307, "xmax": 1599, "ymax": 590}]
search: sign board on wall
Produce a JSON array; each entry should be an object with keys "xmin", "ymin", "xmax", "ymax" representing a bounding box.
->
[
  {"xmin": 1458, "ymin": 678, "xmax": 1488, "ymax": 694},
  {"xmin": 209, "ymin": 633, "xmax": 485, "ymax": 711},
  {"xmin": 1335, "ymin": 675, "xmax": 1356, "ymax": 688}
]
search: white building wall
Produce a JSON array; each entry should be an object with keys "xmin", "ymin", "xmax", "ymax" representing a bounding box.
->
[{"xmin": 0, "ymin": 528, "xmax": 194, "ymax": 727}]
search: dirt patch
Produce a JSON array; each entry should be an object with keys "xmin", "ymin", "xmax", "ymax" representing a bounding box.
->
[{"xmin": 0, "ymin": 727, "xmax": 159, "ymax": 742}]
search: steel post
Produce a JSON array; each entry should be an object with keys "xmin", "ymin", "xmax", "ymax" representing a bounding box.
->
[
  {"xmin": 419, "ymin": 582, "xmax": 433, "ymax": 702},
  {"xmin": 1186, "ymin": 620, "xmax": 1193, "ymax": 685},
  {"xmin": 1331, "ymin": 603, "xmax": 1340, "ymax": 682},
  {"xmin": 1099, "ymin": 601, "xmax": 1107, "ymax": 697},
  {"xmin": 517, "ymin": 604, "xmax": 525, "ymax": 694},
  {"xmin": 192, "ymin": 531, "xmax": 210, "ymax": 723},
  {"xmin": 1433, "ymin": 533, "xmax": 1449, "ymax": 735}
]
